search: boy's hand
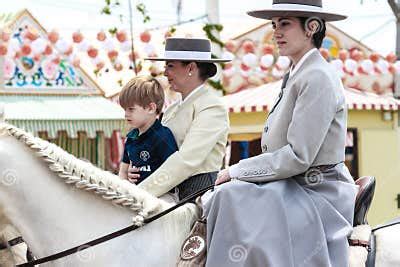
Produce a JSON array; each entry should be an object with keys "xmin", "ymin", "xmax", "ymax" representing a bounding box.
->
[
  {"xmin": 127, "ymin": 164, "xmax": 140, "ymax": 184},
  {"xmin": 215, "ymin": 169, "xmax": 231, "ymax": 185}
]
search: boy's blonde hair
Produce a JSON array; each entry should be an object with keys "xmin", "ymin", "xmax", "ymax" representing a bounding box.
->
[{"xmin": 119, "ymin": 76, "xmax": 165, "ymax": 114}]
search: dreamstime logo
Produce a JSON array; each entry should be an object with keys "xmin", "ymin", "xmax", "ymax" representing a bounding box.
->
[
  {"xmin": 76, "ymin": 245, "xmax": 95, "ymax": 263},
  {"xmin": 228, "ymin": 244, "xmax": 248, "ymax": 263},
  {"xmin": 154, "ymin": 170, "xmax": 171, "ymax": 186},
  {"xmin": 300, "ymin": 241, "xmax": 323, "ymax": 267},
  {"xmin": 1, "ymin": 169, "xmax": 18, "ymax": 186},
  {"xmin": 304, "ymin": 168, "xmax": 323, "ymax": 186},
  {"xmin": 304, "ymin": 16, "xmax": 325, "ymax": 34}
]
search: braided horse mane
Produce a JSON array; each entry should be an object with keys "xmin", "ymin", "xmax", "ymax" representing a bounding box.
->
[{"xmin": 0, "ymin": 123, "xmax": 170, "ymax": 225}]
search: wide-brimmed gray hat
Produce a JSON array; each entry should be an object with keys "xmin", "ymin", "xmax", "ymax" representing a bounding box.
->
[
  {"xmin": 145, "ymin": 38, "xmax": 232, "ymax": 63},
  {"xmin": 247, "ymin": 0, "xmax": 347, "ymax": 22}
]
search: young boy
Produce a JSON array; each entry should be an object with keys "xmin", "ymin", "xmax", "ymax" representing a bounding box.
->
[{"xmin": 118, "ymin": 76, "xmax": 178, "ymax": 184}]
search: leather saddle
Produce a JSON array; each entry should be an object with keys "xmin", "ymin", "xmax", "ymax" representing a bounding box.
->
[{"xmin": 351, "ymin": 176, "xmax": 400, "ymax": 267}]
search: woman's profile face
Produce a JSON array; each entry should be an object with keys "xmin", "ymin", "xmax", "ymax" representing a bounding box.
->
[
  {"xmin": 272, "ymin": 17, "xmax": 312, "ymax": 62},
  {"xmin": 164, "ymin": 60, "xmax": 189, "ymax": 93}
]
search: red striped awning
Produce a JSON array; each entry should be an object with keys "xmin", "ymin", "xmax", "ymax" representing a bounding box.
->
[{"xmin": 224, "ymin": 80, "xmax": 400, "ymax": 113}]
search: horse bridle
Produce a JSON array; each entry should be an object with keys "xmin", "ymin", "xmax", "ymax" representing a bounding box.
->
[{"xmin": 14, "ymin": 185, "xmax": 214, "ymax": 267}]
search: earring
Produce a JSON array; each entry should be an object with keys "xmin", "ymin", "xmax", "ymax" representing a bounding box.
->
[{"xmin": 188, "ymin": 72, "xmax": 192, "ymax": 76}]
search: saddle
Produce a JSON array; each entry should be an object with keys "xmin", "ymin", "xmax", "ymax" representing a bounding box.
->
[{"xmin": 350, "ymin": 176, "xmax": 400, "ymax": 267}]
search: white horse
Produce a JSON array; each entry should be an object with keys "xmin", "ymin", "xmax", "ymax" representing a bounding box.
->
[{"xmin": 0, "ymin": 123, "xmax": 198, "ymax": 266}]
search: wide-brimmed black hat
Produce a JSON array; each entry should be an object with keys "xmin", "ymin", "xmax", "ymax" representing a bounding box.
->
[
  {"xmin": 145, "ymin": 38, "xmax": 232, "ymax": 63},
  {"xmin": 247, "ymin": 0, "xmax": 347, "ymax": 22}
]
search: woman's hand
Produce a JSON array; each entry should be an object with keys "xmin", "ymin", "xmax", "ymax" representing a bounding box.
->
[
  {"xmin": 215, "ymin": 169, "xmax": 232, "ymax": 185},
  {"xmin": 127, "ymin": 164, "xmax": 140, "ymax": 184}
]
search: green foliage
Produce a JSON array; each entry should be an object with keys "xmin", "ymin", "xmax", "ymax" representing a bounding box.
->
[
  {"xmin": 203, "ymin": 23, "xmax": 224, "ymax": 48},
  {"xmin": 208, "ymin": 79, "xmax": 225, "ymax": 94},
  {"xmin": 136, "ymin": 3, "xmax": 151, "ymax": 23}
]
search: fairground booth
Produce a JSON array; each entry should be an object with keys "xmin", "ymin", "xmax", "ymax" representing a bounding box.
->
[{"xmin": 0, "ymin": 10, "xmax": 125, "ymax": 172}]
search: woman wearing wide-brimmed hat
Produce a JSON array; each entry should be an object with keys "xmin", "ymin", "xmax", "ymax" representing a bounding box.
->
[
  {"xmin": 202, "ymin": 1, "xmax": 358, "ymax": 266},
  {"xmin": 132, "ymin": 38, "xmax": 231, "ymax": 200}
]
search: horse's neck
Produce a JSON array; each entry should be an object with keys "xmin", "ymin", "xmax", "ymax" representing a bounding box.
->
[{"xmin": 0, "ymin": 136, "xmax": 134, "ymax": 257}]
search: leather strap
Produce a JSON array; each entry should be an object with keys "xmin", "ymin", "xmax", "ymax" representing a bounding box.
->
[
  {"xmin": 0, "ymin": 236, "xmax": 25, "ymax": 250},
  {"xmin": 349, "ymin": 239, "xmax": 371, "ymax": 251}
]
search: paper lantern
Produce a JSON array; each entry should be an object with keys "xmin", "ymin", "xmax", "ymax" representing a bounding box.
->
[
  {"xmin": 77, "ymin": 39, "xmax": 90, "ymax": 52},
  {"xmin": 276, "ymin": 56, "xmax": 290, "ymax": 70},
  {"xmin": 344, "ymin": 59, "xmax": 357, "ymax": 74},
  {"xmin": 7, "ymin": 38, "xmax": 20, "ymax": 54},
  {"xmin": 375, "ymin": 59, "xmax": 389, "ymax": 74},
  {"xmin": 43, "ymin": 45, "xmax": 53, "ymax": 56},
  {"xmin": 24, "ymin": 28, "xmax": 38, "ymax": 41},
  {"xmin": 260, "ymin": 54, "xmax": 274, "ymax": 69},
  {"xmin": 223, "ymin": 66, "xmax": 236, "ymax": 78},
  {"xmin": 330, "ymin": 59, "xmax": 345, "ymax": 78},
  {"xmin": 242, "ymin": 53, "xmax": 257, "ymax": 66},
  {"xmin": 143, "ymin": 43, "xmax": 155, "ymax": 55},
  {"xmin": 242, "ymin": 40, "xmax": 255, "ymax": 53},
  {"xmin": 224, "ymin": 40, "xmax": 236, "ymax": 53},
  {"xmin": 116, "ymin": 30, "xmax": 127, "ymax": 43},
  {"xmin": 48, "ymin": 30, "xmax": 59, "ymax": 44},
  {"xmin": 369, "ymin": 52, "xmax": 380, "ymax": 63},
  {"xmin": 140, "ymin": 31, "xmax": 151, "ymax": 43},
  {"xmin": 51, "ymin": 56, "xmax": 61, "ymax": 65},
  {"xmin": 96, "ymin": 61, "xmax": 105, "ymax": 70},
  {"xmin": 272, "ymin": 67, "xmax": 284, "ymax": 79},
  {"xmin": 240, "ymin": 63, "xmax": 251, "ymax": 72},
  {"xmin": 31, "ymin": 38, "xmax": 47, "ymax": 54},
  {"xmin": 262, "ymin": 44, "xmax": 274, "ymax": 55},
  {"xmin": 55, "ymin": 39, "xmax": 70, "ymax": 54},
  {"xmin": 221, "ymin": 51, "xmax": 235, "ymax": 61},
  {"xmin": 33, "ymin": 54, "xmax": 42, "ymax": 62},
  {"xmin": 350, "ymin": 49, "xmax": 362, "ymax": 61},
  {"xmin": 120, "ymin": 40, "xmax": 131, "ymax": 52},
  {"xmin": 386, "ymin": 52, "xmax": 397, "ymax": 63},
  {"xmin": 359, "ymin": 59, "xmax": 373, "ymax": 75},
  {"xmin": 1, "ymin": 30, "xmax": 10, "ymax": 42},
  {"xmin": 338, "ymin": 49, "xmax": 348, "ymax": 61},
  {"xmin": 0, "ymin": 44, "xmax": 7, "ymax": 55},
  {"xmin": 102, "ymin": 38, "xmax": 115, "ymax": 51},
  {"xmin": 97, "ymin": 31, "xmax": 107, "ymax": 42},
  {"xmin": 72, "ymin": 31, "xmax": 83, "ymax": 43},
  {"xmin": 21, "ymin": 43, "xmax": 32, "ymax": 56},
  {"xmin": 87, "ymin": 46, "xmax": 98, "ymax": 58},
  {"xmin": 108, "ymin": 50, "xmax": 118, "ymax": 61},
  {"xmin": 240, "ymin": 69, "xmax": 250, "ymax": 78}
]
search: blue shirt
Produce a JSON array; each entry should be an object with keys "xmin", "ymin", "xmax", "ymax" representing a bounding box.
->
[{"xmin": 122, "ymin": 119, "xmax": 178, "ymax": 184}]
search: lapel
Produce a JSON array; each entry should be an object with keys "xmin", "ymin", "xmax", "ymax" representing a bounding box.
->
[
  {"xmin": 267, "ymin": 50, "xmax": 322, "ymax": 116},
  {"xmin": 162, "ymin": 85, "xmax": 207, "ymax": 124}
]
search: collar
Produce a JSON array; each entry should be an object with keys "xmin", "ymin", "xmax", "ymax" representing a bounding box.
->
[
  {"xmin": 178, "ymin": 84, "xmax": 204, "ymax": 105},
  {"xmin": 289, "ymin": 48, "xmax": 317, "ymax": 78},
  {"xmin": 126, "ymin": 119, "xmax": 161, "ymax": 142}
]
